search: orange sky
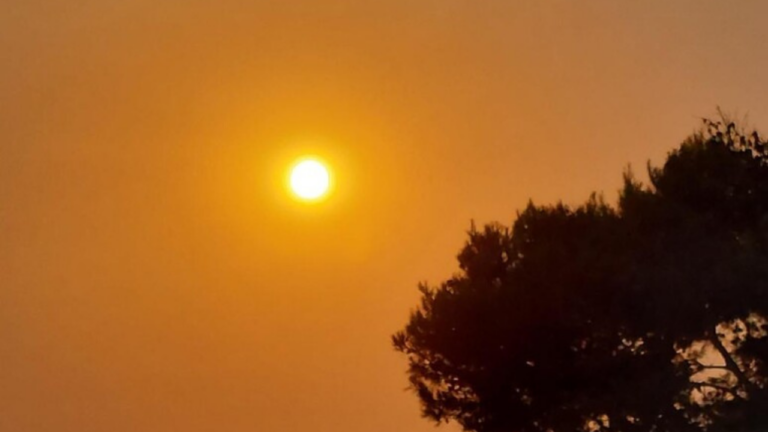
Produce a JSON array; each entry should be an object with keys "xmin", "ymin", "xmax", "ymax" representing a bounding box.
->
[{"xmin": 3, "ymin": 1, "xmax": 768, "ymax": 431}]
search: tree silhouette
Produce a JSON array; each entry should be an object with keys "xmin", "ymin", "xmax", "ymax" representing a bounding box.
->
[{"xmin": 394, "ymin": 117, "xmax": 768, "ymax": 432}]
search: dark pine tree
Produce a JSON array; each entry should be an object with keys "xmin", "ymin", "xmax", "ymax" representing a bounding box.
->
[{"xmin": 394, "ymin": 117, "xmax": 768, "ymax": 432}]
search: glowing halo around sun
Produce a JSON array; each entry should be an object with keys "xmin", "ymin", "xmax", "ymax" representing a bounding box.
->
[{"xmin": 288, "ymin": 158, "xmax": 331, "ymax": 201}]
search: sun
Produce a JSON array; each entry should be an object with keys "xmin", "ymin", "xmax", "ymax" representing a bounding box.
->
[{"xmin": 289, "ymin": 158, "xmax": 331, "ymax": 201}]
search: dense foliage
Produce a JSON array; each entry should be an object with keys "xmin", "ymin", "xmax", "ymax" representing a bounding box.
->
[{"xmin": 394, "ymin": 118, "xmax": 768, "ymax": 432}]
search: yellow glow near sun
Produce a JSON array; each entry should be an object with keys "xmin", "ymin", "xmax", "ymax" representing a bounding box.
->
[{"xmin": 289, "ymin": 158, "xmax": 331, "ymax": 201}]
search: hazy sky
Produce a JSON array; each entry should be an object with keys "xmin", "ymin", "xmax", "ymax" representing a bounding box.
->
[{"xmin": 3, "ymin": 1, "xmax": 768, "ymax": 431}]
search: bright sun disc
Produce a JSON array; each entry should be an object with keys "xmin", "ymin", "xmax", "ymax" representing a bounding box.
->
[{"xmin": 289, "ymin": 159, "xmax": 330, "ymax": 200}]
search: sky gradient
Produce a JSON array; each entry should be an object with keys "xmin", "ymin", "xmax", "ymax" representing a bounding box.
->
[{"xmin": 3, "ymin": 1, "xmax": 768, "ymax": 431}]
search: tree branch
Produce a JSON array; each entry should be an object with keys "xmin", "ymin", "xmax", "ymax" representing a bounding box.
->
[
  {"xmin": 710, "ymin": 333, "xmax": 757, "ymax": 395},
  {"xmin": 692, "ymin": 360, "xmax": 730, "ymax": 371},
  {"xmin": 691, "ymin": 382, "xmax": 744, "ymax": 400}
]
